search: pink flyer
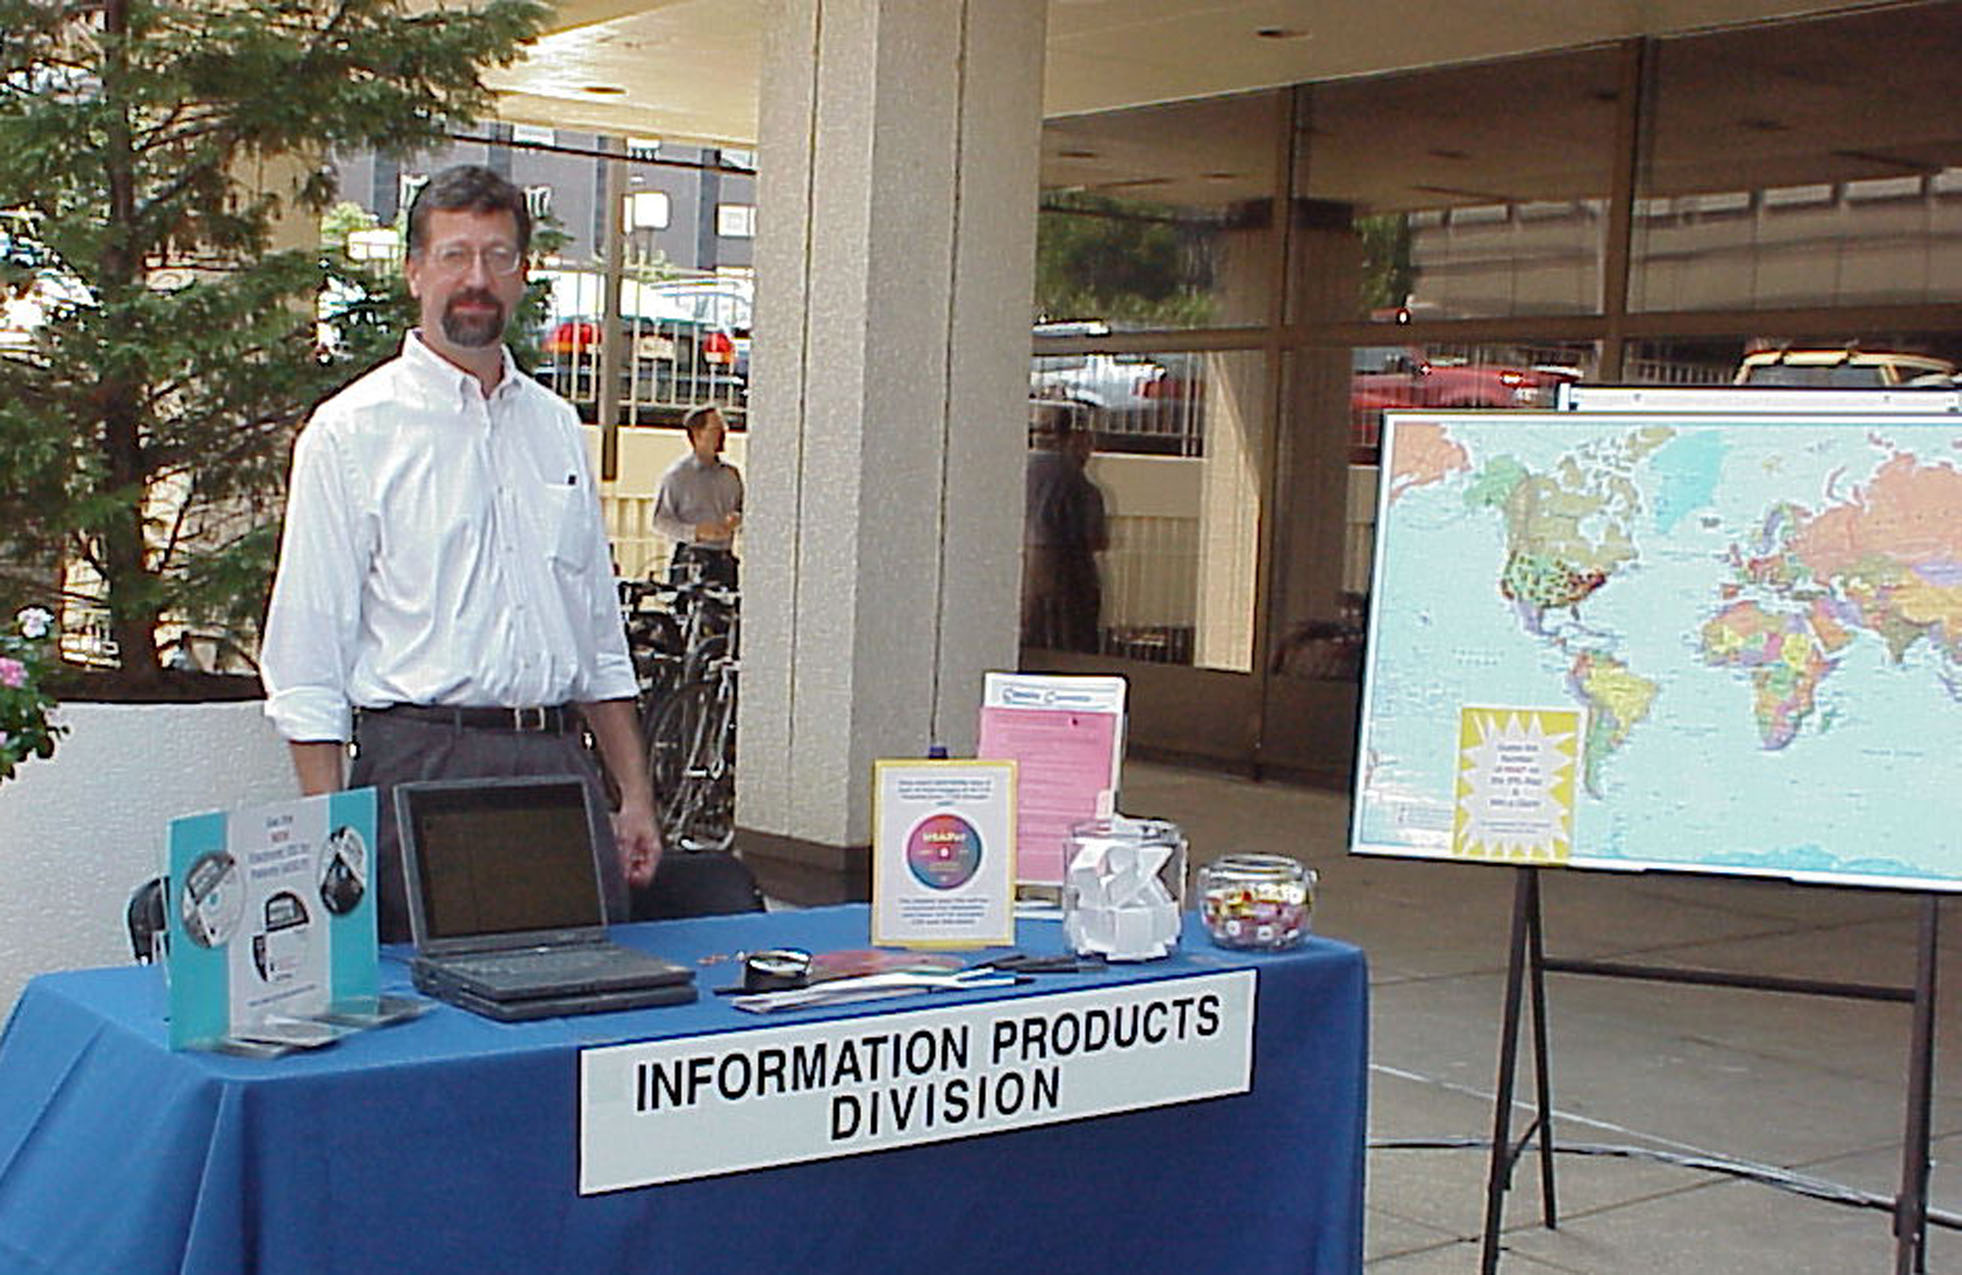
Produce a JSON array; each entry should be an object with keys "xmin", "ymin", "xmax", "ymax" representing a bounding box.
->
[{"xmin": 975, "ymin": 673, "xmax": 1127, "ymax": 885}]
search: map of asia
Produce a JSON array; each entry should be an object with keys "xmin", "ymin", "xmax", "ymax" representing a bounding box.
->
[{"xmin": 1352, "ymin": 410, "xmax": 1962, "ymax": 890}]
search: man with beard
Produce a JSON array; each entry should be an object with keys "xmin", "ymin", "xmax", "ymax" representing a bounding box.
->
[{"xmin": 261, "ymin": 165, "xmax": 659, "ymax": 942}]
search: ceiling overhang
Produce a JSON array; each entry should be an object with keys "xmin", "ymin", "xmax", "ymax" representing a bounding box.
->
[{"xmin": 479, "ymin": 0, "xmax": 1888, "ymax": 145}]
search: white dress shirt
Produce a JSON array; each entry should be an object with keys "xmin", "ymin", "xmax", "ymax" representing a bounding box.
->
[{"xmin": 261, "ymin": 333, "xmax": 636, "ymax": 744}]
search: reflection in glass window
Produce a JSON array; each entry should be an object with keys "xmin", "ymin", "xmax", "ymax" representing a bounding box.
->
[
  {"xmin": 1023, "ymin": 351, "xmax": 1267, "ymax": 673},
  {"xmin": 1345, "ymin": 341, "xmax": 1594, "ymax": 458},
  {"xmin": 1634, "ymin": 6, "xmax": 1962, "ymax": 312},
  {"xmin": 1624, "ymin": 335, "xmax": 1961, "ymax": 391},
  {"xmin": 1037, "ymin": 92, "xmax": 1280, "ymax": 330},
  {"xmin": 1291, "ymin": 48, "xmax": 1620, "ymax": 324}
]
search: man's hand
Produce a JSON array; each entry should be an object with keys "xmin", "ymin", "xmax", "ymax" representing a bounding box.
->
[{"xmin": 613, "ymin": 800, "xmax": 662, "ymax": 888}]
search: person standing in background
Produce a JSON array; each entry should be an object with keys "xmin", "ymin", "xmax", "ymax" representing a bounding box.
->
[
  {"xmin": 1022, "ymin": 406, "xmax": 1109, "ymax": 653},
  {"xmin": 651, "ymin": 404, "xmax": 743, "ymax": 587}
]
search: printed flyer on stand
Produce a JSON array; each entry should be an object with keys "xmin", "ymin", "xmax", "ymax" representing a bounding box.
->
[
  {"xmin": 167, "ymin": 788, "xmax": 378, "ymax": 1049},
  {"xmin": 976, "ymin": 671, "xmax": 1126, "ymax": 885}
]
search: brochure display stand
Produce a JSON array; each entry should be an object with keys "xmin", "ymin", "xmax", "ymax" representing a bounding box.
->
[{"xmin": 166, "ymin": 788, "xmax": 381, "ymax": 1051}]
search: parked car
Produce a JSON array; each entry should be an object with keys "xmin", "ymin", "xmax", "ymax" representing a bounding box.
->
[
  {"xmin": 1031, "ymin": 349, "xmax": 1167, "ymax": 415},
  {"xmin": 1734, "ymin": 348, "xmax": 1958, "ymax": 388},
  {"xmin": 644, "ymin": 280, "xmax": 753, "ymax": 382},
  {"xmin": 533, "ymin": 313, "xmax": 746, "ymax": 427},
  {"xmin": 1349, "ymin": 346, "xmax": 1575, "ymax": 452}
]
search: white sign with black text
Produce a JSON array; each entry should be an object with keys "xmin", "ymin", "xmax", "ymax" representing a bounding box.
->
[{"xmin": 578, "ymin": 969, "xmax": 1257, "ymax": 1193}]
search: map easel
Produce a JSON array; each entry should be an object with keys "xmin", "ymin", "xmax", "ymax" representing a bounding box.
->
[
  {"xmin": 1356, "ymin": 406, "xmax": 1962, "ymax": 1272},
  {"xmin": 1477, "ymin": 867, "xmax": 1942, "ymax": 1275}
]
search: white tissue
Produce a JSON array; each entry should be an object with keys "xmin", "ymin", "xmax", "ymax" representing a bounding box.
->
[{"xmin": 1065, "ymin": 831, "xmax": 1180, "ymax": 962}]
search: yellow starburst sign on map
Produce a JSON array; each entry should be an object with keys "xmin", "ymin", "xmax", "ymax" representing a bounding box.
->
[{"xmin": 1451, "ymin": 707, "xmax": 1581, "ymax": 863}]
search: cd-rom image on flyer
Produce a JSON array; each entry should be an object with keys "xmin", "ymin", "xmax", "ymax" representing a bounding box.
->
[{"xmin": 907, "ymin": 812, "xmax": 983, "ymax": 890}]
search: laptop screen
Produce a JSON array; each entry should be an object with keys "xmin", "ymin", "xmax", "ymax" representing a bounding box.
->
[{"xmin": 400, "ymin": 778, "xmax": 605, "ymax": 942}]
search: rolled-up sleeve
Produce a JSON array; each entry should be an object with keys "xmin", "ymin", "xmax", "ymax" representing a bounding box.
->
[
  {"xmin": 572, "ymin": 435, "xmax": 639, "ymax": 704},
  {"xmin": 261, "ymin": 420, "xmax": 366, "ymax": 742}
]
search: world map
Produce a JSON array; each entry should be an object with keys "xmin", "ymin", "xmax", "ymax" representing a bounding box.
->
[{"xmin": 1353, "ymin": 412, "xmax": 1962, "ymax": 889}]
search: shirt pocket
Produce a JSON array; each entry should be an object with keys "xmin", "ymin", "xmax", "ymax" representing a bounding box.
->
[{"xmin": 535, "ymin": 481, "xmax": 591, "ymax": 571}]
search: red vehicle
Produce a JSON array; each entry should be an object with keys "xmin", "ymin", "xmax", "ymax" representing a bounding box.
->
[{"xmin": 1349, "ymin": 346, "xmax": 1575, "ymax": 456}]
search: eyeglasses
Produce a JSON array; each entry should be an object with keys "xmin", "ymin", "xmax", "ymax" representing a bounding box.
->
[{"xmin": 419, "ymin": 241, "xmax": 524, "ymax": 278}]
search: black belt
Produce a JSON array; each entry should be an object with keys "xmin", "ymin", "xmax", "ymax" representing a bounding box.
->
[{"xmin": 363, "ymin": 703, "xmax": 576, "ymax": 734}]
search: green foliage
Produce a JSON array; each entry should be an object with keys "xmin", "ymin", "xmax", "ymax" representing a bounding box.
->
[
  {"xmin": 1357, "ymin": 213, "xmax": 1415, "ymax": 316},
  {"xmin": 0, "ymin": 0, "xmax": 548, "ymax": 683},
  {"xmin": 1034, "ymin": 191, "xmax": 1218, "ymax": 329}
]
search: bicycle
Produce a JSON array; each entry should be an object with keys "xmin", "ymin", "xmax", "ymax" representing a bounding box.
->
[{"xmin": 637, "ymin": 574, "xmax": 740, "ymax": 853}]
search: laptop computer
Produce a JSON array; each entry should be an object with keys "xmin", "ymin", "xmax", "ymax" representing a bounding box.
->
[{"xmin": 396, "ymin": 775, "xmax": 696, "ymax": 1019}]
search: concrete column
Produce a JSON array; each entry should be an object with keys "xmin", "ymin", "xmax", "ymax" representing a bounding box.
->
[
  {"xmin": 1193, "ymin": 204, "xmax": 1276, "ymax": 673},
  {"xmin": 742, "ymin": 0, "xmax": 1045, "ymax": 896}
]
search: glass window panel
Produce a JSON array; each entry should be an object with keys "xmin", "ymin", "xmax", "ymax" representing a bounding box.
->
[
  {"xmin": 1623, "ymin": 334, "xmax": 1961, "ymax": 389},
  {"xmin": 1037, "ymin": 92, "xmax": 1281, "ymax": 330},
  {"xmin": 1023, "ymin": 350, "xmax": 1268, "ymax": 673},
  {"xmin": 1634, "ymin": 5, "xmax": 1962, "ymax": 312},
  {"xmin": 1290, "ymin": 48, "xmax": 1620, "ymax": 324}
]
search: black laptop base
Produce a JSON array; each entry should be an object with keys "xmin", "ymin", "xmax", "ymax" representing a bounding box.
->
[{"xmin": 413, "ymin": 963, "xmax": 698, "ymax": 1022}]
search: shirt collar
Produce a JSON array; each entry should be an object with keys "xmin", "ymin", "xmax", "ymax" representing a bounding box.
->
[{"xmin": 402, "ymin": 331, "xmax": 522, "ymax": 408}]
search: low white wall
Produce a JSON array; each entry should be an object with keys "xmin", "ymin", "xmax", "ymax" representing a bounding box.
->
[{"xmin": 0, "ymin": 700, "xmax": 295, "ymax": 1015}]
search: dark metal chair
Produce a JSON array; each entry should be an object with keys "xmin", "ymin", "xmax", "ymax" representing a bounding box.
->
[
  {"xmin": 126, "ymin": 875, "xmax": 168, "ymax": 964},
  {"xmin": 630, "ymin": 850, "xmax": 764, "ymax": 921}
]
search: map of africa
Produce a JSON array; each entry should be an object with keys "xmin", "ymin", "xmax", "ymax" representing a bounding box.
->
[{"xmin": 1353, "ymin": 410, "xmax": 1962, "ymax": 890}]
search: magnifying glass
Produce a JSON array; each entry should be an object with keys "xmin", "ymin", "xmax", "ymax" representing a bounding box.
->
[{"xmin": 742, "ymin": 948, "xmax": 813, "ymax": 992}]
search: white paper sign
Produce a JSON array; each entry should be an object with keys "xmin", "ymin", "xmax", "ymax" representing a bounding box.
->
[{"xmin": 579, "ymin": 969, "xmax": 1256, "ymax": 1193}]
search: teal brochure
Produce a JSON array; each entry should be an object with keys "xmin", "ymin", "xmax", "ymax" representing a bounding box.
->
[{"xmin": 166, "ymin": 788, "xmax": 379, "ymax": 1049}]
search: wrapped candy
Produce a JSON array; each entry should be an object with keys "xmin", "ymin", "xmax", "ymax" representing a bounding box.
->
[{"xmin": 1197, "ymin": 854, "xmax": 1315, "ymax": 951}]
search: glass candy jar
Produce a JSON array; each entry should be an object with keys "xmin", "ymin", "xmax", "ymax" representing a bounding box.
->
[
  {"xmin": 1062, "ymin": 815, "xmax": 1187, "ymax": 962},
  {"xmin": 1197, "ymin": 854, "xmax": 1315, "ymax": 951}
]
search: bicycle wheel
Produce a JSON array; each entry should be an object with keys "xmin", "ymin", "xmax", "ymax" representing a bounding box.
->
[
  {"xmin": 681, "ymin": 632, "xmax": 729, "ymax": 687},
  {"xmin": 646, "ymin": 680, "xmax": 708, "ymax": 808},
  {"xmin": 672, "ymin": 680, "xmax": 737, "ymax": 852},
  {"xmin": 646, "ymin": 681, "xmax": 736, "ymax": 852}
]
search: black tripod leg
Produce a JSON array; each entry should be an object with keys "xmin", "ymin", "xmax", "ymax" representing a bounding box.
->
[
  {"xmin": 1481, "ymin": 868, "xmax": 1536, "ymax": 1275},
  {"xmin": 1526, "ymin": 869, "xmax": 1558, "ymax": 1228},
  {"xmin": 1894, "ymin": 894, "xmax": 1939, "ymax": 1275}
]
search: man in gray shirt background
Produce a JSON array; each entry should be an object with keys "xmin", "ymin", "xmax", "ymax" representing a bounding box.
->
[{"xmin": 651, "ymin": 404, "xmax": 743, "ymax": 586}]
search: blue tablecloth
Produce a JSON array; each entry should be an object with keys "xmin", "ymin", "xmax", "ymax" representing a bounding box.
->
[{"xmin": 0, "ymin": 907, "xmax": 1367, "ymax": 1274}]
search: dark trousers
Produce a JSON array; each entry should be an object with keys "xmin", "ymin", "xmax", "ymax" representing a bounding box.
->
[
  {"xmin": 1021, "ymin": 546, "xmax": 1102, "ymax": 652},
  {"xmin": 350, "ymin": 710, "xmax": 629, "ymax": 943},
  {"xmin": 669, "ymin": 543, "xmax": 738, "ymax": 588}
]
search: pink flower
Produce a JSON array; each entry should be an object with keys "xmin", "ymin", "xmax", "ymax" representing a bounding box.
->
[{"xmin": 0, "ymin": 658, "xmax": 25, "ymax": 689}]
